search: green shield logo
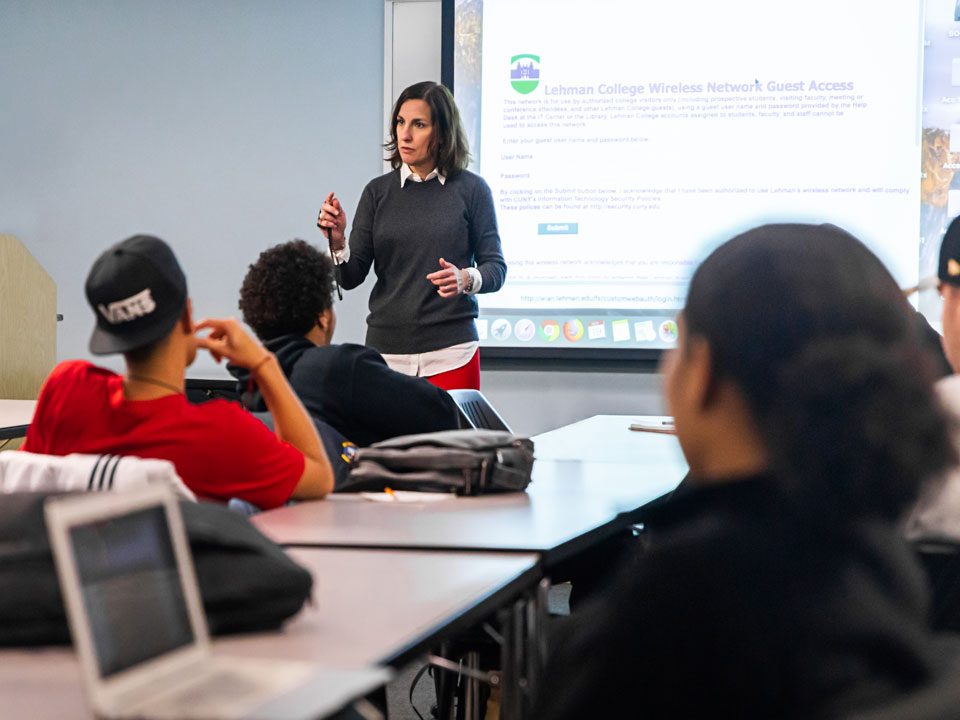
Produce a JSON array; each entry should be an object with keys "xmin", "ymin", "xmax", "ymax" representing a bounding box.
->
[{"xmin": 510, "ymin": 54, "xmax": 540, "ymax": 94}]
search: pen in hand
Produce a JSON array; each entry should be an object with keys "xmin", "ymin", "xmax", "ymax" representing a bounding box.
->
[{"xmin": 318, "ymin": 207, "xmax": 343, "ymax": 301}]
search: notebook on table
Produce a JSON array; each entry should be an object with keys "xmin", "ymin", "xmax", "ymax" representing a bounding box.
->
[{"xmin": 44, "ymin": 486, "xmax": 389, "ymax": 720}]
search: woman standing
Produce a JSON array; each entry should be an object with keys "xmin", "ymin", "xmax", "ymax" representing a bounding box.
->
[{"xmin": 318, "ymin": 81, "xmax": 506, "ymax": 390}]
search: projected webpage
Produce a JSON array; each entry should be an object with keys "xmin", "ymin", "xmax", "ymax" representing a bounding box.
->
[{"xmin": 456, "ymin": 0, "xmax": 928, "ymax": 351}]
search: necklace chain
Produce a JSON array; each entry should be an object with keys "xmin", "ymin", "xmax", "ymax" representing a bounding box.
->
[{"xmin": 126, "ymin": 374, "xmax": 184, "ymax": 395}]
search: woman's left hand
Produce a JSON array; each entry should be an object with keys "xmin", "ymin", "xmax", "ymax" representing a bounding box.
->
[{"xmin": 427, "ymin": 258, "xmax": 467, "ymax": 298}]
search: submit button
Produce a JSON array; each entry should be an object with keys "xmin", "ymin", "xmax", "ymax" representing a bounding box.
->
[{"xmin": 538, "ymin": 223, "xmax": 579, "ymax": 235}]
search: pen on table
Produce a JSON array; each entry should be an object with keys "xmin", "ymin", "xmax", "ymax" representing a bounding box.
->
[
  {"xmin": 628, "ymin": 420, "xmax": 676, "ymax": 434},
  {"xmin": 384, "ymin": 486, "xmax": 396, "ymax": 501}
]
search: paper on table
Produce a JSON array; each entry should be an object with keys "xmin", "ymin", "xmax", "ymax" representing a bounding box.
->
[{"xmin": 360, "ymin": 491, "xmax": 454, "ymax": 503}]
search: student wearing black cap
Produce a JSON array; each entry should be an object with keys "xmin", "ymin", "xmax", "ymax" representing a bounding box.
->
[
  {"xmin": 936, "ymin": 216, "xmax": 960, "ymax": 374},
  {"xmin": 23, "ymin": 235, "xmax": 334, "ymax": 509},
  {"xmin": 906, "ymin": 214, "xmax": 960, "ymax": 540}
]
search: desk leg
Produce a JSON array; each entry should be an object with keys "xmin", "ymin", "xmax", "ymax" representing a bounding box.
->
[
  {"xmin": 430, "ymin": 578, "xmax": 549, "ymax": 720},
  {"xmin": 434, "ymin": 642, "xmax": 457, "ymax": 720},
  {"xmin": 429, "ymin": 651, "xmax": 488, "ymax": 720},
  {"xmin": 499, "ymin": 578, "xmax": 550, "ymax": 720},
  {"xmin": 498, "ymin": 602, "xmax": 520, "ymax": 720},
  {"xmin": 525, "ymin": 578, "xmax": 550, "ymax": 703},
  {"xmin": 462, "ymin": 651, "xmax": 481, "ymax": 720}
]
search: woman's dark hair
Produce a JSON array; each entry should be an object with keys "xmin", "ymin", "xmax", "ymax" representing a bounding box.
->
[
  {"xmin": 684, "ymin": 223, "xmax": 956, "ymax": 520},
  {"xmin": 384, "ymin": 81, "xmax": 470, "ymax": 176},
  {"xmin": 239, "ymin": 240, "xmax": 335, "ymax": 341}
]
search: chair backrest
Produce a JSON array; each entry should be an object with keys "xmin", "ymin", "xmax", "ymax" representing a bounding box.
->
[
  {"xmin": 184, "ymin": 377, "xmax": 240, "ymax": 405},
  {"xmin": 447, "ymin": 389, "xmax": 512, "ymax": 433},
  {"xmin": 0, "ymin": 451, "xmax": 196, "ymax": 500}
]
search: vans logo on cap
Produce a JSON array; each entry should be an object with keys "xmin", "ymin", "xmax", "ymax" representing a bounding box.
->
[{"xmin": 97, "ymin": 288, "xmax": 156, "ymax": 324}]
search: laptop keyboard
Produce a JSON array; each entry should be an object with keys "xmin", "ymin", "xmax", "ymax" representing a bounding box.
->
[{"xmin": 153, "ymin": 669, "xmax": 265, "ymax": 713}]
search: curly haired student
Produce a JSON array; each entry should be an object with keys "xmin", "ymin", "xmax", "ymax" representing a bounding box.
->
[{"xmin": 232, "ymin": 240, "xmax": 461, "ymax": 446}]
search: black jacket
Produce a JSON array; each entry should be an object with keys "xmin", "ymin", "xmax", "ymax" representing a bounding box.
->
[
  {"xmin": 229, "ymin": 336, "xmax": 461, "ymax": 447},
  {"xmin": 533, "ymin": 476, "xmax": 937, "ymax": 719}
]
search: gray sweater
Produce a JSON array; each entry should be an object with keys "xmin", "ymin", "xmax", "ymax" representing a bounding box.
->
[{"xmin": 341, "ymin": 169, "xmax": 507, "ymax": 354}]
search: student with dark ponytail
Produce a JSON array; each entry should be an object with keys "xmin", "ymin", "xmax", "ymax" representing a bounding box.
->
[{"xmin": 533, "ymin": 224, "xmax": 957, "ymax": 719}]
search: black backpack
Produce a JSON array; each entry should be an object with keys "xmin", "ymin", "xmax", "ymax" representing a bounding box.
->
[{"xmin": 0, "ymin": 492, "xmax": 313, "ymax": 646}]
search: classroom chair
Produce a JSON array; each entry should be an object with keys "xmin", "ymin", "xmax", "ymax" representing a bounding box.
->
[
  {"xmin": 447, "ymin": 389, "xmax": 512, "ymax": 432},
  {"xmin": 0, "ymin": 451, "xmax": 195, "ymax": 499}
]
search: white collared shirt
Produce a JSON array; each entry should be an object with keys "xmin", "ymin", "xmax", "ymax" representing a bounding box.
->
[
  {"xmin": 399, "ymin": 163, "xmax": 446, "ymax": 187},
  {"xmin": 334, "ymin": 164, "xmax": 482, "ymax": 377},
  {"xmin": 381, "ymin": 340, "xmax": 478, "ymax": 378}
]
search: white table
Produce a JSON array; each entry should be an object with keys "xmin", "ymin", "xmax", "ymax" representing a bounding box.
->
[
  {"xmin": 251, "ymin": 418, "xmax": 687, "ymax": 564},
  {"xmin": 0, "ymin": 399, "xmax": 36, "ymax": 440},
  {"xmin": 0, "ymin": 655, "xmax": 388, "ymax": 720},
  {"xmin": 220, "ymin": 549, "xmax": 543, "ymax": 720},
  {"xmin": 216, "ymin": 548, "xmax": 540, "ymax": 668},
  {"xmin": 253, "ymin": 457, "xmax": 684, "ymax": 565},
  {"xmin": 532, "ymin": 414, "xmax": 680, "ymax": 464},
  {"xmin": 0, "ymin": 548, "xmax": 540, "ymax": 719}
]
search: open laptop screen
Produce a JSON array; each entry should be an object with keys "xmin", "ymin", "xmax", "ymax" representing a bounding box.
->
[{"xmin": 69, "ymin": 506, "xmax": 195, "ymax": 678}]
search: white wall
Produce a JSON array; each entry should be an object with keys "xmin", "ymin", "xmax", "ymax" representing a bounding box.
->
[
  {"xmin": 0, "ymin": 0, "xmax": 663, "ymax": 435},
  {"xmin": 1, "ymin": 0, "xmax": 383, "ymax": 376},
  {"xmin": 387, "ymin": 1, "xmax": 444, "ymax": 117}
]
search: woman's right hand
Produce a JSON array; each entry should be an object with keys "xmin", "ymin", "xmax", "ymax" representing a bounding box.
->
[{"xmin": 318, "ymin": 191, "xmax": 347, "ymax": 251}]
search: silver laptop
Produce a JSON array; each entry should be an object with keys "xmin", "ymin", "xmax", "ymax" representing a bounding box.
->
[{"xmin": 45, "ymin": 486, "xmax": 388, "ymax": 720}]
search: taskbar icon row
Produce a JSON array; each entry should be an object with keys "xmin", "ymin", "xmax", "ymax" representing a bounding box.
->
[{"xmin": 476, "ymin": 316, "xmax": 678, "ymax": 345}]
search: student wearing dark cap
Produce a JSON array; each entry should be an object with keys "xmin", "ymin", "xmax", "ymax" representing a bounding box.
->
[
  {"xmin": 907, "ymin": 215, "xmax": 960, "ymax": 540},
  {"xmin": 935, "ymin": 216, "xmax": 960, "ymax": 374},
  {"xmin": 231, "ymin": 240, "xmax": 461, "ymax": 447},
  {"xmin": 23, "ymin": 235, "xmax": 334, "ymax": 509}
]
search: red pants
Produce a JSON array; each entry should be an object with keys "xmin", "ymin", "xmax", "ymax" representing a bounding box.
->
[{"xmin": 426, "ymin": 349, "xmax": 480, "ymax": 390}]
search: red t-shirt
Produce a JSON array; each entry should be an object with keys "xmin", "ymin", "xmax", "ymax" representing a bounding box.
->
[{"xmin": 23, "ymin": 360, "xmax": 304, "ymax": 509}]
